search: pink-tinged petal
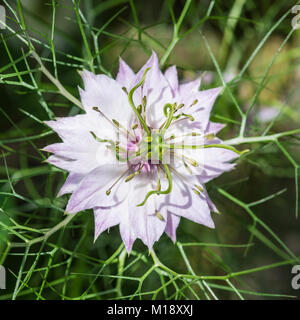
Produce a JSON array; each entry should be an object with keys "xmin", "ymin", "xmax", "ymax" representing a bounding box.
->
[
  {"xmin": 205, "ymin": 121, "xmax": 226, "ymax": 135},
  {"xmin": 116, "ymin": 57, "xmax": 136, "ymax": 90},
  {"xmin": 45, "ymin": 114, "xmax": 91, "ymax": 142},
  {"xmin": 79, "ymin": 70, "xmax": 133, "ymax": 127},
  {"xmin": 44, "ymin": 112, "xmax": 120, "ymax": 173},
  {"xmin": 163, "ymin": 176, "xmax": 215, "ymax": 229},
  {"xmin": 46, "ymin": 155, "xmax": 75, "ymax": 171},
  {"xmin": 188, "ymin": 87, "xmax": 223, "ymax": 129},
  {"xmin": 165, "ymin": 213, "xmax": 181, "ymax": 243},
  {"xmin": 45, "ymin": 147, "xmax": 105, "ymax": 175},
  {"xmin": 57, "ymin": 173, "xmax": 84, "ymax": 197},
  {"xmin": 134, "ymin": 51, "xmax": 173, "ymax": 128},
  {"xmin": 45, "ymin": 113, "xmax": 115, "ymax": 144},
  {"xmin": 93, "ymin": 207, "xmax": 121, "ymax": 240},
  {"xmin": 119, "ymin": 219, "xmax": 136, "ymax": 253},
  {"xmin": 173, "ymin": 143, "xmax": 238, "ymax": 182},
  {"xmin": 164, "ymin": 65, "xmax": 178, "ymax": 94},
  {"xmin": 121, "ymin": 169, "xmax": 167, "ymax": 250},
  {"xmin": 179, "ymin": 76, "xmax": 201, "ymax": 97},
  {"xmin": 202, "ymin": 188, "xmax": 219, "ymax": 213},
  {"xmin": 43, "ymin": 142, "xmax": 95, "ymax": 160},
  {"xmin": 66, "ymin": 164, "xmax": 128, "ymax": 214},
  {"xmin": 129, "ymin": 204, "xmax": 167, "ymax": 251}
]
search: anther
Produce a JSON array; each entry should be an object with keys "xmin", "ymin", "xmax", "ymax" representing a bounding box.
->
[
  {"xmin": 190, "ymin": 99, "xmax": 198, "ymax": 106},
  {"xmin": 183, "ymin": 161, "xmax": 193, "ymax": 174},
  {"xmin": 183, "ymin": 156, "xmax": 199, "ymax": 167},
  {"xmin": 105, "ymin": 169, "xmax": 130, "ymax": 195},
  {"xmin": 125, "ymin": 172, "xmax": 138, "ymax": 182},
  {"xmin": 122, "ymin": 87, "xmax": 128, "ymax": 94},
  {"xmin": 142, "ymin": 96, "xmax": 147, "ymax": 107},
  {"xmin": 90, "ymin": 131, "xmax": 107, "ymax": 142},
  {"xmin": 137, "ymin": 105, "xmax": 143, "ymax": 113},
  {"xmin": 192, "ymin": 188, "xmax": 201, "ymax": 196},
  {"xmin": 155, "ymin": 210, "xmax": 165, "ymax": 221},
  {"xmin": 112, "ymin": 119, "xmax": 134, "ymax": 138},
  {"xmin": 194, "ymin": 184, "xmax": 204, "ymax": 192},
  {"xmin": 205, "ymin": 133, "xmax": 215, "ymax": 140}
]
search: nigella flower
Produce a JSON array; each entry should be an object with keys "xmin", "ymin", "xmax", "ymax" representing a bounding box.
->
[{"xmin": 44, "ymin": 52, "xmax": 242, "ymax": 252}]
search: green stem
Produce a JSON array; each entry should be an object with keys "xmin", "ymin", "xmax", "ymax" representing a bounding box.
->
[{"xmin": 224, "ymin": 129, "xmax": 300, "ymax": 146}]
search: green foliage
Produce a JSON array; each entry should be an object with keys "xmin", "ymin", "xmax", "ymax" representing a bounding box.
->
[{"xmin": 0, "ymin": 0, "xmax": 299, "ymax": 300}]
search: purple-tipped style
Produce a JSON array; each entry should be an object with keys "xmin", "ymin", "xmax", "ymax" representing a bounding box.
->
[{"xmin": 44, "ymin": 52, "xmax": 240, "ymax": 252}]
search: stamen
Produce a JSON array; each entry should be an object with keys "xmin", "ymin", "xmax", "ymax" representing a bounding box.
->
[
  {"xmin": 92, "ymin": 106, "xmax": 115, "ymax": 127},
  {"xmin": 92, "ymin": 106, "xmax": 132, "ymax": 138},
  {"xmin": 142, "ymin": 96, "xmax": 147, "ymax": 107},
  {"xmin": 172, "ymin": 112, "xmax": 195, "ymax": 122},
  {"xmin": 112, "ymin": 119, "xmax": 135, "ymax": 139},
  {"xmin": 90, "ymin": 131, "xmax": 113, "ymax": 144},
  {"xmin": 125, "ymin": 168, "xmax": 142, "ymax": 182},
  {"xmin": 105, "ymin": 168, "xmax": 129, "ymax": 196},
  {"xmin": 192, "ymin": 188, "xmax": 201, "ymax": 195},
  {"xmin": 137, "ymin": 105, "xmax": 143, "ymax": 113},
  {"xmin": 182, "ymin": 155, "xmax": 199, "ymax": 167},
  {"xmin": 176, "ymin": 103, "xmax": 184, "ymax": 111},
  {"xmin": 194, "ymin": 184, "xmax": 204, "ymax": 192},
  {"xmin": 183, "ymin": 161, "xmax": 193, "ymax": 175},
  {"xmin": 190, "ymin": 99, "xmax": 198, "ymax": 106},
  {"xmin": 155, "ymin": 210, "xmax": 165, "ymax": 221},
  {"xmin": 166, "ymin": 134, "xmax": 176, "ymax": 141},
  {"xmin": 192, "ymin": 185, "xmax": 204, "ymax": 196},
  {"xmin": 205, "ymin": 133, "xmax": 215, "ymax": 140},
  {"xmin": 165, "ymin": 132, "xmax": 203, "ymax": 141}
]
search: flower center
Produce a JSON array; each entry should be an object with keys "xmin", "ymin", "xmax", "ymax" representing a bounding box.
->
[
  {"xmin": 90, "ymin": 67, "xmax": 247, "ymax": 208},
  {"xmin": 140, "ymin": 131, "xmax": 164, "ymax": 163}
]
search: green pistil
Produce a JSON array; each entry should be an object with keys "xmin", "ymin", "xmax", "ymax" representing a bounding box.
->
[
  {"xmin": 90, "ymin": 131, "xmax": 113, "ymax": 144},
  {"xmin": 160, "ymin": 103, "xmax": 175, "ymax": 135},
  {"xmin": 137, "ymin": 163, "xmax": 172, "ymax": 207},
  {"xmin": 162, "ymin": 143, "xmax": 249, "ymax": 155},
  {"xmin": 128, "ymin": 68, "xmax": 151, "ymax": 137}
]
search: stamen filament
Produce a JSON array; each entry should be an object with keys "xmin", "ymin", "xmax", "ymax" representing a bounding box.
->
[
  {"xmin": 92, "ymin": 106, "xmax": 131, "ymax": 138},
  {"xmin": 106, "ymin": 168, "xmax": 130, "ymax": 195}
]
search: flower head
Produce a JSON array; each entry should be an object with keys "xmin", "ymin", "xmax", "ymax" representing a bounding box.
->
[{"xmin": 44, "ymin": 51, "xmax": 241, "ymax": 252}]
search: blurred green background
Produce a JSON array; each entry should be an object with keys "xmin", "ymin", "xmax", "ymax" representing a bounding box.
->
[{"xmin": 0, "ymin": 0, "xmax": 299, "ymax": 300}]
